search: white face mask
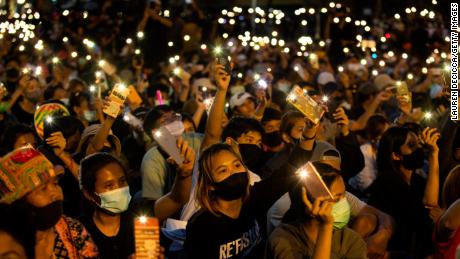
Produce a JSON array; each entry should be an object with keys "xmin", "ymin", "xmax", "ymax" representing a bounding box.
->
[
  {"xmin": 96, "ymin": 186, "xmax": 131, "ymax": 214},
  {"xmin": 164, "ymin": 120, "xmax": 185, "ymax": 137}
]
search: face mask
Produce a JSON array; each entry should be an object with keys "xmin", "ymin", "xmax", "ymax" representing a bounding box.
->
[
  {"xmin": 25, "ymin": 89, "xmax": 42, "ymax": 103},
  {"xmin": 30, "ymin": 200, "xmax": 63, "ymax": 230},
  {"xmin": 238, "ymin": 144, "xmax": 263, "ymax": 171},
  {"xmin": 60, "ymin": 98, "xmax": 70, "ymax": 106},
  {"xmin": 331, "ymin": 198, "xmax": 351, "ymax": 230},
  {"xmin": 276, "ymin": 82, "xmax": 292, "ymax": 94},
  {"xmin": 263, "ymin": 131, "xmax": 283, "ymax": 148},
  {"xmin": 212, "ymin": 172, "xmax": 249, "ymax": 201},
  {"xmin": 6, "ymin": 68, "xmax": 20, "ymax": 79},
  {"xmin": 430, "ymin": 84, "xmax": 443, "ymax": 99},
  {"xmin": 83, "ymin": 110, "xmax": 97, "ymax": 122},
  {"xmin": 96, "ymin": 186, "xmax": 131, "ymax": 214},
  {"xmin": 165, "ymin": 120, "xmax": 185, "ymax": 137},
  {"xmin": 401, "ymin": 148, "xmax": 425, "ymax": 170}
]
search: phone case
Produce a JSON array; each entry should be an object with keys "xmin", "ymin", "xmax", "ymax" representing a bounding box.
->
[
  {"xmin": 134, "ymin": 216, "xmax": 160, "ymax": 259},
  {"xmin": 396, "ymin": 81, "xmax": 411, "ymax": 105},
  {"xmin": 297, "ymin": 162, "xmax": 334, "ymax": 200},
  {"xmin": 152, "ymin": 126, "xmax": 184, "ymax": 164},
  {"xmin": 103, "ymin": 85, "xmax": 129, "ymax": 118},
  {"xmin": 286, "ymin": 86, "xmax": 324, "ymax": 124},
  {"xmin": 127, "ymin": 85, "xmax": 143, "ymax": 106}
]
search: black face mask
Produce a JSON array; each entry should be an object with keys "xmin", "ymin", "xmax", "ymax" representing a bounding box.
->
[
  {"xmin": 238, "ymin": 144, "xmax": 263, "ymax": 171},
  {"xmin": 30, "ymin": 200, "xmax": 63, "ymax": 230},
  {"xmin": 212, "ymin": 172, "xmax": 249, "ymax": 201},
  {"xmin": 6, "ymin": 68, "xmax": 20, "ymax": 80},
  {"xmin": 401, "ymin": 148, "xmax": 425, "ymax": 170},
  {"xmin": 263, "ymin": 131, "xmax": 282, "ymax": 148}
]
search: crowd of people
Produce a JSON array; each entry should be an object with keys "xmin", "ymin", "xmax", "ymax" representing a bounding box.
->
[{"xmin": 0, "ymin": 0, "xmax": 458, "ymax": 258}]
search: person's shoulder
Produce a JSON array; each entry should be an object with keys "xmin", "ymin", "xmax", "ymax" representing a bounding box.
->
[
  {"xmin": 270, "ymin": 222, "xmax": 305, "ymax": 241},
  {"xmin": 334, "ymin": 227, "xmax": 367, "ymax": 246},
  {"xmin": 188, "ymin": 209, "xmax": 216, "ymax": 225}
]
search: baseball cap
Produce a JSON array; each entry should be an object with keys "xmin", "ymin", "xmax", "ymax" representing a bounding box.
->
[
  {"xmin": 374, "ymin": 74, "xmax": 396, "ymax": 91},
  {"xmin": 229, "ymin": 92, "xmax": 255, "ymax": 110},
  {"xmin": 317, "ymin": 72, "xmax": 336, "ymax": 85}
]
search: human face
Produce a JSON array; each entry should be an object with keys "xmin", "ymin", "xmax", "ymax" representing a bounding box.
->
[
  {"xmin": 236, "ymin": 99, "xmax": 256, "ymax": 117},
  {"xmin": 94, "ymin": 163, "xmax": 128, "ymax": 195},
  {"xmin": 13, "ymin": 133, "xmax": 36, "ymax": 149},
  {"xmin": 209, "ymin": 150, "xmax": 247, "ymax": 183},
  {"xmin": 263, "ymin": 119, "xmax": 280, "ymax": 133},
  {"xmin": 289, "ymin": 118, "xmax": 306, "ymax": 141},
  {"xmin": 0, "ymin": 232, "xmax": 27, "ymax": 259},
  {"xmin": 25, "ymin": 175, "xmax": 63, "ymax": 208},
  {"xmin": 399, "ymin": 132, "xmax": 421, "ymax": 156},
  {"xmin": 329, "ymin": 177, "xmax": 346, "ymax": 202},
  {"xmin": 183, "ymin": 120, "xmax": 195, "ymax": 133},
  {"xmin": 236, "ymin": 131, "xmax": 262, "ymax": 148}
]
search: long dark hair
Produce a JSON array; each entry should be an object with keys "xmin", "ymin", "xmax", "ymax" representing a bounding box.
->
[{"xmin": 376, "ymin": 126, "xmax": 410, "ymax": 174}]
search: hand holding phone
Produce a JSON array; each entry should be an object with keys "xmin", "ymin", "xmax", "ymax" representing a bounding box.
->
[{"xmin": 103, "ymin": 84, "xmax": 130, "ymax": 118}]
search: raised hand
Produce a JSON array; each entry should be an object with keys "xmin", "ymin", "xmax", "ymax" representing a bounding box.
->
[
  {"xmin": 214, "ymin": 64, "xmax": 231, "ymax": 91},
  {"xmin": 46, "ymin": 132, "xmax": 66, "ymax": 156},
  {"xmin": 301, "ymin": 187, "xmax": 334, "ymax": 224}
]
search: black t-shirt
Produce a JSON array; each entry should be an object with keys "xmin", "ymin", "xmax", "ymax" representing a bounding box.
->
[
  {"xmin": 81, "ymin": 211, "xmax": 135, "ymax": 259},
  {"xmin": 185, "ymin": 157, "xmax": 298, "ymax": 259},
  {"xmin": 10, "ymin": 101, "xmax": 34, "ymax": 125}
]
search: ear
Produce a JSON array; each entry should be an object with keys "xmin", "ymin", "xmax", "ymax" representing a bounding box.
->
[
  {"xmin": 82, "ymin": 189, "xmax": 100, "ymax": 205},
  {"xmin": 282, "ymin": 133, "xmax": 291, "ymax": 144},
  {"xmin": 391, "ymin": 152, "xmax": 402, "ymax": 161},
  {"xmin": 224, "ymin": 137, "xmax": 232, "ymax": 145}
]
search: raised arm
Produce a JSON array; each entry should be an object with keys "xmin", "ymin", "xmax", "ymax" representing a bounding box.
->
[
  {"xmin": 350, "ymin": 90, "xmax": 391, "ymax": 131},
  {"xmin": 154, "ymin": 137, "xmax": 195, "ymax": 222},
  {"xmin": 421, "ymin": 127, "xmax": 441, "ymax": 207},
  {"xmin": 200, "ymin": 64, "xmax": 231, "ymax": 150}
]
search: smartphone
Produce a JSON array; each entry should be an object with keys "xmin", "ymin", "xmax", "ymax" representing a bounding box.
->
[
  {"xmin": 297, "ymin": 162, "xmax": 334, "ymax": 200},
  {"xmin": 127, "ymin": 85, "xmax": 143, "ymax": 106},
  {"xmin": 103, "ymin": 84, "xmax": 130, "ymax": 118},
  {"xmin": 152, "ymin": 126, "xmax": 184, "ymax": 164},
  {"xmin": 395, "ymin": 81, "xmax": 411, "ymax": 105},
  {"xmin": 286, "ymin": 85, "xmax": 324, "ymax": 124},
  {"xmin": 99, "ymin": 60, "xmax": 117, "ymax": 76},
  {"xmin": 134, "ymin": 216, "xmax": 160, "ymax": 259}
]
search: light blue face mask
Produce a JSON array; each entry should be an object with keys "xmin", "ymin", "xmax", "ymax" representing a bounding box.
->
[
  {"xmin": 83, "ymin": 110, "xmax": 97, "ymax": 122},
  {"xmin": 429, "ymin": 84, "xmax": 443, "ymax": 99},
  {"xmin": 96, "ymin": 186, "xmax": 131, "ymax": 214},
  {"xmin": 331, "ymin": 197, "xmax": 351, "ymax": 230}
]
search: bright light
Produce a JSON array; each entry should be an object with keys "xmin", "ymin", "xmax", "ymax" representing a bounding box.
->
[
  {"xmin": 154, "ymin": 131, "xmax": 162, "ymax": 138},
  {"xmin": 372, "ymin": 70, "xmax": 378, "ymax": 76},
  {"xmin": 117, "ymin": 83, "xmax": 127, "ymax": 91},
  {"xmin": 407, "ymin": 73, "xmax": 414, "ymax": 80},
  {"xmin": 298, "ymin": 169, "xmax": 308, "ymax": 178},
  {"xmin": 338, "ymin": 66, "xmax": 344, "ymax": 72},
  {"xmin": 86, "ymin": 55, "xmax": 91, "ymax": 61},
  {"xmin": 62, "ymin": 37, "xmax": 68, "ymax": 43},
  {"xmin": 126, "ymin": 38, "xmax": 133, "ymax": 44},
  {"xmin": 137, "ymin": 31, "xmax": 144, "ymax": 39},
  {"xmin": 422, "ymin": 67, "xmax": 428, "ymax": 74},
  {"xmin": 45, "ymin": 116, "xmax": 53, "ymax": 124},
  {"xmin": 173, "ymin": 67, "xmax": 181, "ymax": 75},
  {"xmin": 444, "ymin": 64, "xmax": 451, "ymax": 72},
  {"xmin": 123, "ymin": 115, "xmax": 130, "ymax": 122},
  {"xmin": 139, "ymin": 216, "xmax": 147, "ymax": 224},
  {"xmin": 360, "ymin": 59, "xmax": 367, "ymax": 65},
  {"xmin": 89, "ymin": 85, "xmax": 96, "ymax": 92},
  {"xmin": 402, "ymin": 53, "xmax": 408, "ymax": 59},
  {"xmin": 322, "ymin": 95, "xmax": 329, "ymax": 103},
  {"xmin": 135, "ymin": 49, "xmax": 141, "ymax": 55},
  {"xmin": 62, "ymin": 10, "xmax": 69, "ymax": 16},
  {"xmin": 168, "ymin": 41, "xmax": 173, "ymax": 47},
  {"xmin": 52, "ymin": 57, "xmax": 59, "ymax": 64},
  {"xmin": 258, "ymin": 80, "xmax": 268, "ymax": 89},
  {"xmin": 183, "ymin": 35, "xmax": 191, "ymax": 41},
  {"xmin": 424, "ymin": 111, "xmax": 433, "ymax": 120},
  {"xmin": 19, "ymin": 45, "xmax": 25, "ymax": 51},
  {"xmin": 394, "ymin": 13, "xmax": 400, "ymax": 19},
  {"xmin": 214, "ymin": 46, "xmax": 222, "ymax": 55},
  {"xmin": 71, "ymin": 51, "xmax": 78, "ymax": 58},
  {"xmin": 98, "ymin": 60, "xmax": 106, "ymax": 67}
]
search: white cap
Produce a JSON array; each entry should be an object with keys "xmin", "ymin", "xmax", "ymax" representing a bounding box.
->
[
  {"xmin": 317, "ymin": 72, "xmax": 336, "ymax": 85},
  {"xmin": 229, "ymin": 92, "xmax": 254, "ymax": 110},
  {"xmin": 192, "ymin": 78, "xmax": 216, "ymax": 92}
]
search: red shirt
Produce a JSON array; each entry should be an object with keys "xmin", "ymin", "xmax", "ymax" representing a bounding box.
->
[{"xmin": 433, "ymin": 219, "xmax": 460, "ymax": 259}]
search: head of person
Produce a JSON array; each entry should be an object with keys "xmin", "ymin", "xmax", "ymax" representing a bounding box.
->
[
  {"xmin": 289, "ymin": 162, "xmax": 350, "ymax": 229},
  {"xmin": 4, "ymin": 58, "xmax": 21, "ymax": 84},
  {"xmin": 222, "ymin": 117, "xmax": 264, "ymax": 171},
  {"xmin": 365, "ymin": 114, "xmax": 390, "ymax": 145},
  {"xmin": 21, "ymin": 75, "xmax": 44, "ymax": 104},
  {"xmin": 280, "ymin": 111, "xmax": 309, "ymax": 145},
  {"xmin": 196, "ymin": 143, "xmax": 250, "ymax": 215},
  {"xmin": 43, "ymin": 116, "xmax": 84, "ymax": 152},
  {"xmin": 377, "ymin": 126, "xmax": 424, "ymax": 174},
  {"xmin": 181, "ymin": 113, "xmax": 196, "ymax": 134},
  {"xmin": 143, "ymin": 105, "xmax": 185, "ymax": 141},
  {"xmin": 0, "ymin": 205, "xmax": 36, "ymax": 259},
  {"xmin": 80, "ymin": 153, "xmax": 131, "ymax": 215},
  {"xmin": 261, "ymin": 108, "xmax": 283, "ymax": 149},
  {"xmin": 43, "ymin": 84, "xmax": 66, "ymax": 103},
  {"xmin": 229, "ymin": 92, "xmax": 257, "ymax": 118},
  {"xmin": 0, "ymin": 147, "xmax": 64, "ymax": 231},
  {"xmin": 67, "ymin": 78, "xmax": 87, "ymax": 94},
  {"xmin": 1, "ymin": 124, "xmax": 37, "ymax": 152},
  {"xmin": 69, "ymin": 91, "xmax": 97, "ymax": 123}
]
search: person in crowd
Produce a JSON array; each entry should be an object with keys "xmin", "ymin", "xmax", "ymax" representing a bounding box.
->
[
  {"xmin": 266, "ymin": 162, "xmax": 368, "ymax": 259},
  {"xmin": 0, "ymin": 205, "xmax": 36, "ymax": 259},
  {"xmin": 0, "ymin": 123, "xmax": 37, "ymax": 155},
  {"xmin": 69, "ymin": 91, "xmax": 101, "ymax": 127},
  {"xmin": 0, "ymin": 147, "xmax": 98, "ymax": 258},
  {"xmin": 368, "ymin": 126, "xmax": 440, "ymax": 257},
  {"xmin": 79, "ymin": 144, "xmax": 193, "ymax": 258},
  {"xmin": 349, "ymin": 114, "xmax": 390, "ymax": 194},
  {"xmin": 433, "ymin": 165, "xmax": 460, "ymax": 259},
  {"xmin": 10, "ymin": 75, "xmax": 44, "ymax": 125},
  {"xmin": 141, "ymin": 105, "xmax": 203, "ymax": 201}
]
